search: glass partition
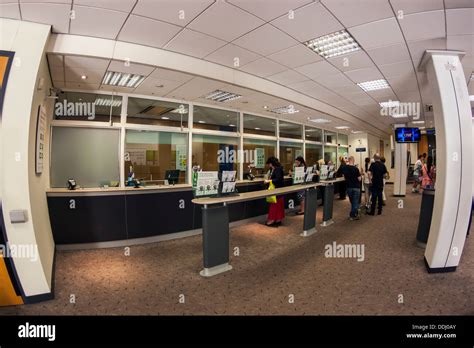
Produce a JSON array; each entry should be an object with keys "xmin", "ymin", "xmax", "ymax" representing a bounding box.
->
[
  {"xmin": 306, "ymin": 143, "xmax": 323, "ymax": 168},
  {"xmin": 305, "ymin": 126, "xmax": 323, "ymax": 142},
  {"xmin": 324, "ymin": 145, "xmax": 337, "ymax": 166},
  {"xmin": 192, "ymin": 134, "xmax": 239, "ymax": 174},
  {"xmin": 127, "ymin": 97, "xmax": 188, "ymax": 127},
  {"xmin": 193, "ymin": 105, "xmax": 239, "ymax": 132},
  {"xmin": 243, "ymin": 138, "xmax": 276, "ymax": 178},
  {"xmin": 279, "ymin": 120, "xmax": 302, "ymax": 139},
  {"xmin": 338, "ymin": 133, "xmax": 348, "ymax": 146},
  {"xmin": 243, "ymin": 114, "xmax": 276, "ymax": 136},
  {"xmin": 324, "ymin": 130, "xmax": 337, "ymax": 145},
  {"xmin": 54, "ymin": 92, "xmax": 122, "ymax": 123},
  {"xmin": 51, "ymin": 127, "xmax": 120, "ymax": 188},
  {"xmin": 279, "ymin": 141, "xmax": 303, "ymax": 174},
  {"xmin": 125, "ymin": 130, "xmax": 187, "ymax": 184}
]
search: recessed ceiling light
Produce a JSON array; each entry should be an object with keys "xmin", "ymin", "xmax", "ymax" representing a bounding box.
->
[
  {"xmin": 412, "ymin": 120, "xmax": 425, "ymax": 124},
  {"xmin": 304, "ymin": 30, "xmax": 360, "ymax": 59},
  {"xmin": 102, "ymin": 71, "xmax": 145, "ymax": 88},
  {"xmin": 379, "ymin": 100, "xmax": 400, "ymax": 108},
  {"xmin": 270, "ymin": 105, "xmax": 299, "ymax": 114},
  {"xmin": 391, "ymin": 113, "xmax": 408, "ymax": 119},
  {"xmin": 263, "ymin": 105, "xmax": 268, "ymax": 109},
  {"xmin": 94, "ymin": 97, "xmax": 122, "ymax": 107},
  {"xmin": 155, "ymin": 84, "xmax": 164, "ymax": 88},
  {"xmin": 309, "ymin": 118, "xmax": 331, "ymax": 124},
  {"xmin": 198, "ymin": 120, "xmax": 206, "ymax": 124},
  {"xmin": 254, "ymin": 127, "xmax": 261, "ymax": 130},
  {"xmin": 81, "ymin": 75, "xmax": 87, "ymax": 80},
  {"xmin": 203, "ymin": 89, "xmax": 242, "ymax": 102},
  {"xmin": 335, "ymin": 126, "xmax": 350, "ymax": 130},
  {"xmin": 357, "ymin": 79, "xmax": 390, "ymax": 92},
  {"xmin": 161, "ymin": 116, "xmax": 170, "ymax": 120},
  {"xmin": 229, "ymin": 124, "xmax": 235, "ymax": 127}
]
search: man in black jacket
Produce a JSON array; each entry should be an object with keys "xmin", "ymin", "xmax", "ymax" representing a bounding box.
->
[{"xmin": 367, "ymin": 153, "xmax": 388, "ymax": 215}]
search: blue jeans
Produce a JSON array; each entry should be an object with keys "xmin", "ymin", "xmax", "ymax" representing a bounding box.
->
[{"xmin": 347, "ymin": 188, "xmax": 361, "ymax": 217}]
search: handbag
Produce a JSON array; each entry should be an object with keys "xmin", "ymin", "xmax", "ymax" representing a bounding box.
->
[{"xmin": 266, "ymin": 181, "xmax": 277, "ymax": 204}]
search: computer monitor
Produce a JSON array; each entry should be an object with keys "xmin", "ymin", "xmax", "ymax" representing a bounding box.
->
[{"xmin": 165, "ymin": 170, "xmax": 180, "ymax": 184}]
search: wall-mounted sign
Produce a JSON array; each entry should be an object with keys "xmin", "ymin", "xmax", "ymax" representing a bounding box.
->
[
  {"xmin": 355, "ymin": 147, "xmax": 366, "ymax": 152},
  {"xmin": 255, "ymin": 148, "xmax": 265, "ymax": 169},
  {"xmin": 35, "ymin": 104, "xmax": 47, "ymax": 174},
  {"xmin": 176, "ymin": 144, "xmax": 187, "ymax": 171}
]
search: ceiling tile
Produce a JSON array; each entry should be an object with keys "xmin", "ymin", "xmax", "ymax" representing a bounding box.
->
[
  {"xmin": 70, "ymin": 6, "xmax": 128, "ymax": 39},
  {"xmin": 233, "ymin": 24, "xmax": 298, "ymax": 56},
  {"xmin": 446, "ymin": 8, "xmax": 474, "ymax": 35},
  {"xmin": 66, "ymin": 82, "xmax": 101, "ymax": 90},
  {"xmin": 227, "ymin": 0, "xmax": 313, "ymax": 21},
  {"xmin": 347, "ymin": 92, "xmax": 377, "ymax": 106},
  {"xmin": 52, "ymin": 81, "xmax": 66, "ymax": 88},
  {"xmin": 447, "ymin": 35, "xmax": 474, "ymax": 55},
  {"xmin": 322, "ymin": 0, "xmax": 393, "ymax": 28},
  {"xmin": 49, "ymin": 66, "xmax": 65, "ymax": 82},
  {"xmin": 20, "ymin": 3, "xmax": 71, "ymax": 33},
  {"xmin": 345, "ymin": 66, "xmax": 383, "ymax": 83},
  {"xmin": 367, "ymin": 42, "xmax": 411, "ymax": 65},
  {"xmin": 188, "ymin": 1, "xmax": 264, "ymax": 41},
  {"xmin": 99, "ymin": 85, "xmax": 135, "ymax": 93},
  {"xmin": 73, "ymin": 0, "xmax": 136, "ymax": 12},
  {"xmin": 118, "ymin": 15, "xmax": 182, "ymax": 48},
  {"xmin": 294, "ymin": 60, "xmax": 341, "ymax": 79},
  {"xmin": 133, "ymin": 76, "xmax": 185, "ymax": 97},
  {"xmin": 389, "ymin": 0, "xmax": 444, "ymax": 15},
  {"xmin": 65, "ymin": 66, "xmax": 106, "ymax": 84},
  {"xmin": 204, "ymin": 43, "xmax": 261, "ymax": 68},
  {"xmin": 327, "ymin": 50, "xmax": 374, "ymax": 72},
  {"xmin": 407, "ymin": 37, "xmax": 446, "ymax": 63},
  {"xmin": 271, "ymin": 2, "xmax": 343, "ymax": 42},
  {"xmin": 348, "ymin": 17, "xmax": 404, "ymax": 50},
  {"xmin": 18, "ymin": 0, "xmax": 71, "ymax": 3},
  {"xmin": 387, "ymin": 73, "xmax": 419, "ymax": 90},
  {"xmin": 132, "ymin": 0, "xmax": 214, "ymax": 27},
  {"xmin": 165, "ymin": 29, "xmax": 226, "ymax": 58},
  {"xmin": 399, "ymin": 10, "xmax": 446, "ymax": 42},
  {"xmin": 64, "ymin": 55, "xmax": 110, "ymax": 70},
  {"xmin": 445, "ymin": 0, "xmax": 474, "ymax": 9},
  {"xmin": 0, "ymin": 3, "xmax": 20, "ymax": 19},
  {"xmin": 149, "ymin": 68, "xmax": 195, "ymax": 83},
  {"xmin": 317, "ymin": 73, "xmax": 354, "ymax": 89},
  {"xmin": 378, "ymin": 60, "xmax": 415, "ymax": 78},
  {"xmin": 268, "ymin": 44, "xmax": 322, "ymax": 68},
  {"xmin": 267, "ymin": 69, "xmax": 308, "ymax": 85},
  {"xmin": 288, "ymin": 80, "xmax": 322, "ymax": 92},
  {"xmin": 108, "ymin": 60, "xmax": 155, "ymax": 76},
  {"xmin": 165, "ymin": 77, "xmax": 224, "ymax": 100},
  {"xmin": 47, "ymin": 54, "xmax": 64, "ymax": 68},
  {"xmin": 239, "ymin": 57, "xmax": 287, "ymax": 77}
]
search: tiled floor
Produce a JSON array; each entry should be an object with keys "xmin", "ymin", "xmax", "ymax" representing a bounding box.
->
[{"xmin": 1, "ymin": 185, "xmax": 473, "ymax": 315}]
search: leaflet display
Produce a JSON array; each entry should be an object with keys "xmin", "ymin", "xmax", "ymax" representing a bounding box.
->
[
  {"xmin": 193, "ymin": 171, "xmax": 220, "ymax": 197},
  {"xmin": 292, "ymin": 166, "xmax": 306, "ymax": 184},
  {"xmin": 220, "ymin": 170, "xmax": 237, "ymax": 195},
  {"xmin": 320, "ymin": 165, "xmax": 329, "ymax": 180}
]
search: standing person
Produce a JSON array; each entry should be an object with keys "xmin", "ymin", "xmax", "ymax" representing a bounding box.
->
[
  {"xmin": 412, "ymin": 153, "xmax": 426, "ymax": 193},
  {"xmin": 421, "ymin": 155, "xmax": 436, "ymax": 190},
  {"xmin": 265, "ymin": 157, "xmax": 285, "ymax": 227},
  {"xmin": 368, "ymin": 153, "xmax": 388, "ymax": 215},
  {"xmin": 341, "ymin": 156, "xmax": 362, "ymax": 220},
  {"xmin": 361, "ymin": 157, "xmax": 372, "ymax": 209},
  {"xmin": 336, "ymin": 157, "xmax": 347, "ymax": 200},
  {"xmin": 294, "ymin": 156, "xmax": 307, "ymax": 215},
  {"xmin": 380, "ymin": 157, "xmax": 390, "ymax": 206}
]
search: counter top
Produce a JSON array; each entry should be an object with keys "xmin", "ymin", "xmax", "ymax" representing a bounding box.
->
[{"xmin": 192, "ymin": 178, "xmax": 344, "ymax": 205}]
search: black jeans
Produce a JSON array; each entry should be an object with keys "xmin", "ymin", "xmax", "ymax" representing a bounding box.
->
[{"xmin": 370, "ymin": 185, "xmax": 383, "ymax": 213}]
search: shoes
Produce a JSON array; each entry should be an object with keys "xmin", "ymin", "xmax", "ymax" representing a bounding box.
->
[
  {"xmin": 412, "ymin": 188, "xmax": 419, "ymax": 193},
  {"xmin": 367, "ymin": 212, "xmax": 375, "ymax": 216},
  {"xmin": 295, "ymin": 211, "xmax": 305, "ymax": 215},
  {"xmin": 349, "ymin": 216, "xmax": 360, "ymax": 221},
  {"xmin": 377, "ymin": 210, "xmax": 382, "ymax": 215},
  {"xmin": 382, "ymin": 201, "xmax": 386, "ymax": 206},
  {"xmin": 266, "ymin": 221, "xmax": 281, "ymax": 227}
]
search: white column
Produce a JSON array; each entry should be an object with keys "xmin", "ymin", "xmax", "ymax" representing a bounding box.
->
[
  {"xmin": 393, "ymin": 124, "xmax": 408, "ymax": 196},
  {"xmin": 418, "ymin": 50, "xmax": 473, "ymax": 272}
]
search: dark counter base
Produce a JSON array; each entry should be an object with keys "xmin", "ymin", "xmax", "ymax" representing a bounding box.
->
[{"xmin": 48, "ymin": 180, "xmax": 336, "ymax": 245}]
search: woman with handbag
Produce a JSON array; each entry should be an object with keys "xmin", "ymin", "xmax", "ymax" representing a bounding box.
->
[
  {"xmin": 421, "ymin": 155, "xmax": 436, "ymax": 190},
  {"xmin": 265, "ymin": 156, "xmax": 285, "ymax": 227}
]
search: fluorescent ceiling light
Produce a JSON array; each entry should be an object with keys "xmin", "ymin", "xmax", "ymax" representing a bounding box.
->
[
  {"xmin": 102, "ymin": 71, "xmax": 145, "ymax": 88},
  {"xmin": 203, "ymin": 90, "xmax": 242, "ymax": 102},
  {"xmin": 351, "ymin": 130, "xmax": 363, "ymax": 134},
  {"xmin": 309, "ymin": 118, "xmax": 331, "ymax": 124},
  {"xmin": 198, "ymin": 120, "xmax": 206, "ymax": 124},
  {"xmin": 391, "ymin": 113, "xmax": 408, "ymax": 119},
  {"xmin": 81, "ymin": 75, "xmax": 87, "ymax": 80},
  {"xmin": 254, "ymin": 127, "xmax": 261, "ymax": 130},
  {"xmin": 412, "ymin": 120, "xmax": 425, "ymax": 124},
  {"xmin": 161, "ymin": 116, "xmax": 170, "ymax": 120},
  {"xmin": 229, "ymin": 124, "xmax": 235, "ymax": 127},
  {"xmin": 270, "ymin": 105, "xmax": 299, "ymax": 114},
  {"xmin": 335, "ymin": 126, "xmax": 350, "ymax": 130},
  {"xmin": 304, "ymin": 30, "xmax": 360, "ymax": 59},
  {"xmin": 379, "ymin": 100, "xmax": 400, "ymax": 108},
  {"xmin": 94, "ymin": 97, "xmax": 122, "ymax": 107},
  {"xmin": 357, "ymin": 79, "xmax": 390, "ymax": 92}
]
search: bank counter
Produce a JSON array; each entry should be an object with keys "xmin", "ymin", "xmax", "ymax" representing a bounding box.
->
[{"xmin": 47, "ymin": 178, "xmax": 344, "ymax": 273}]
